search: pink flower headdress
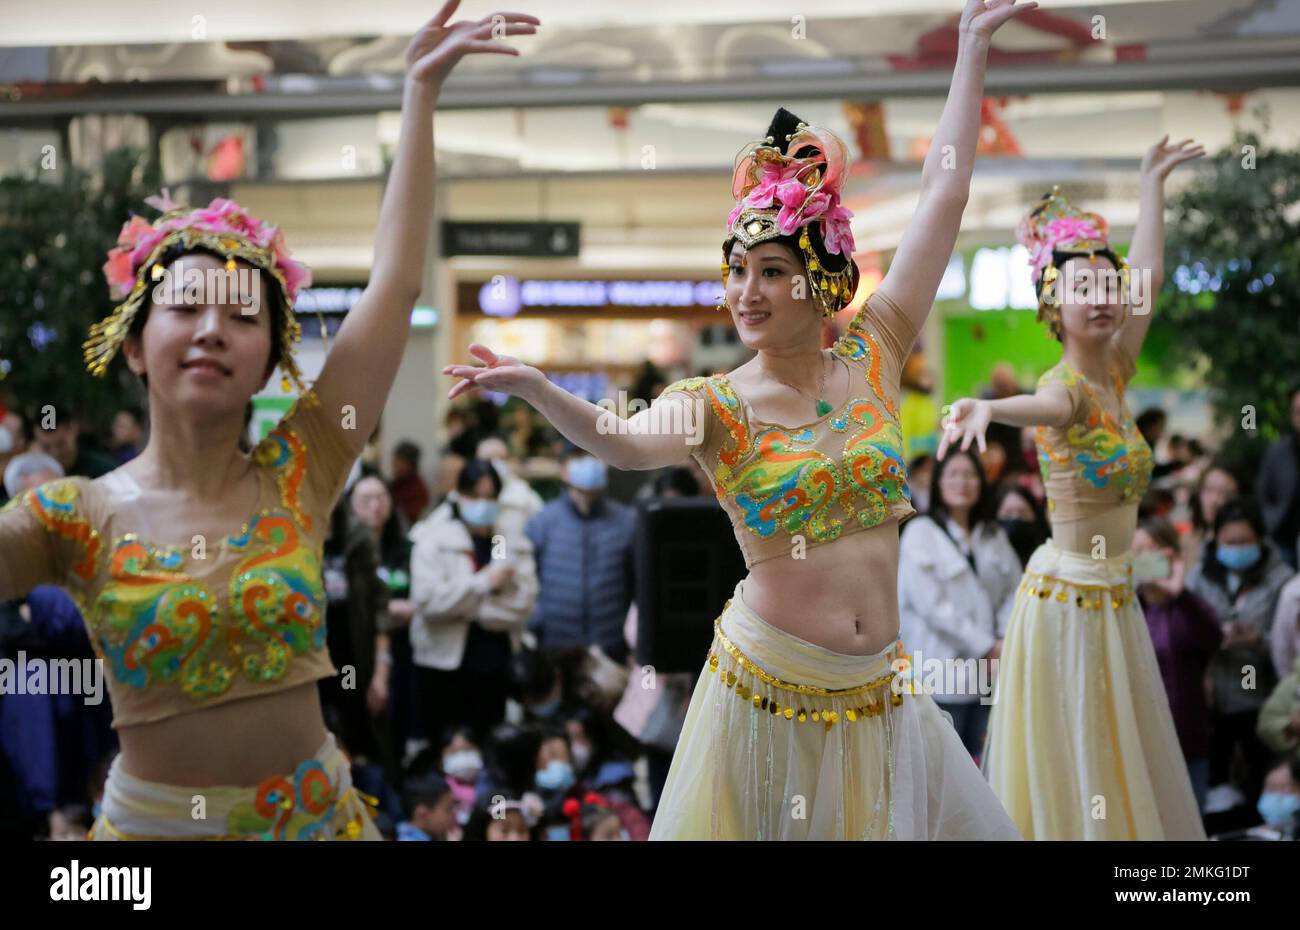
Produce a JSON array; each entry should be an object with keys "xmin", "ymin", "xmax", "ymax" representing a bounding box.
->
[
  {"xmin": 1016, "ymin": 186, "xmax": 1124, "ymax": 338},
  {"xmin": 86, "ymin": 189, "xmax": 316, "ymax": 398},
  {"xmin": 1016, "ymin": 186, "xmax": 1114, "ymax": 283},
  {"xmin": 724, "ymin": 108, "xmax": 859, "ymax": 318}
]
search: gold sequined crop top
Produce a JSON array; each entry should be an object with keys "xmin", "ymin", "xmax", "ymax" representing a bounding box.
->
[
  {"xmin": 1034, "ymin": 344, "xmax": 1153, "ymax": 523},
  {"xmin": 0, "ymin": 398, "xmax": 357, "ymax": 727},
  {"xmin": 659, "ymin": 290, "xmax": 917, "ymax": 568}
]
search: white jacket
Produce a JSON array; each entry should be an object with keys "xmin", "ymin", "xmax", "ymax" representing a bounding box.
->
[
  {"xmin": 408, "ymin": 501, "xmax": 539, "ymax": 671},
  {"xmin": 897, "ymin": 515, "xmax": 1021, "ymax": 703}
]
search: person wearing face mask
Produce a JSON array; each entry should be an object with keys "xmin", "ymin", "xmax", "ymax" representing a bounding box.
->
[
  {"xmin": 438, "ymin": 727, "xmax": 483, "ymax": 825},
  {"xmin": 1133, "ymin": 518, "xmax": 1222, "ymax": 814},
  {"xmin": 1187, "ymin": 498, "xmax": 1295, "ymax": 808},
  {"xmin": 408, "ymin": 459, "xmax": 539, "ymax": 747},
  {"xmin": 1185, "ymin": 462, "xmax": 1244, "ymax": 564},
  {"xmin": 1253, "ymin": 760, "xmax": 1300, "ymax": 838},
  {"xmin": 533, "ymin": 727, "xmax": 578, "ymax": 819},
  {"xmin": 475, "ymin": 435, "xmax": 544, "ymax": 539},
  {"xmin": 994, "ymin": 484, "xmax": 1049, "ymax": 569},
  {"xmin": 524, "ymin": 452, "xmax": 637, "ymax": 664}
]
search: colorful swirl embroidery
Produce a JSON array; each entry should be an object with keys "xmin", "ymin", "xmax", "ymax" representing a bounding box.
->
[
  {"xmin": 729, "ymin": 428, "xmax": 841, "ymax": 541},
  {"xmin": 670, "ymin": 369, "xmax": 909, "ymax": 544},
  {"xmin": 833, "ymin": 319, "xmax": 897, "ymax": 417},
  {"xmin": 228, "ymin": 513, "xmax": 327, "ymax": 683},
  {"xmin": 1034, "ymin": 363, "xmax": 1153, "ymax": 502},
  {"xmin": 842, "ymin": 400, "xmax": 911, "ymax": 527},
  {"xmin": 78, "ymin": 404, "xmax": 330, "ymax": 699},
  {"xmin": 19, "ymin": 480, "xmax": 102, "ymax": 581},
  {"xmin": 95, "ymin": 535, "xmax": 231, "ymax": 698},
  {"xmin": 227, "ymin": 759, "xmax": 340, "ymax": 840},
  {"xmin": 250, "ymin": 422, "xmax": 311, "ymax": 532}
]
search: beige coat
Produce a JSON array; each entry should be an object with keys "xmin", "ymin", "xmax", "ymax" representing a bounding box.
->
[{"xmin": 408, "ymin": 501, "xmax": 538, "ymax": 671}]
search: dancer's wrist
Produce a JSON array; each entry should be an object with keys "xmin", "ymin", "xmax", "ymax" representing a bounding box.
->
[
  {"xmin": 956, "ymin": 30, "xmax": 991, "ymax": 55},
  {"xmin": 404, "ymin": 76, "xmax": 441, "ymax": 109}
]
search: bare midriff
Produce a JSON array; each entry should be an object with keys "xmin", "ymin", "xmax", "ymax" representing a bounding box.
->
[
  {"xmin": 115, "ymin": 682, "xmax": 328, "ymax": 787},
  {"xmin": 1047, "ymin": 502, "xmax": 1139, "ymax": 557},
  {"xmin": 740, "ymin": 519, "xmax": 902, "ymax": 657}
]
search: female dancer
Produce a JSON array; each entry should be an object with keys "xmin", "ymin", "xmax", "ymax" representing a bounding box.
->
[
  {"xmin": 939, "ymin": 136, "xmax": 1206, "ymax": 839},
  {"xmin": 0, "ymin": 0, "xmax": 539, "ymax": 840},
  {"xmin": 444, "ymin": 0, "xmax": 1034, "ymax": 840}
]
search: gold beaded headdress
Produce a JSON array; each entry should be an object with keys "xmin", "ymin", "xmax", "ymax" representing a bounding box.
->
[
  {"xmin": 724, "ymin": 108, "xmax": 859, "ymax": 319},
  {"xmin": 1017, "ymin": 186, "xmax": 1124, "ymax": 338},
  {"xmin": 86, "ymin": 190, "xmax": 318, "ymax": 400}
]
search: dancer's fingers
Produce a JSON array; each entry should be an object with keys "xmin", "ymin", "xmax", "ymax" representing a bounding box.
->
[
  {"xmin": 468, "ymin": 343, "xmax": 500, "ymax": 365},
  {"xmin": 456, "ymin": 42, "xmax": 522, "ymax": 56},
  {"xmin": 476, "ymin": 11, "xmax": 542, "ymax": 26},
  {"xmin": 430, "ymin": 0, "xmax": 462, "ymax": 29},
  {"xmin": 936, "ymin": 429, "xmax": 952, "ymax": 461},
  {"xmin": 467, "ymin": 19, "xmax": 539, "ymax": 38},
  {"xmin": 448, "ymin": 378, "xmax": 478, "ymax": 400}
]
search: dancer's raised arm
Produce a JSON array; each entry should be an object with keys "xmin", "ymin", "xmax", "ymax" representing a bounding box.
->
[
  {"xmin": 877, "ymin": 0, "xmax": 1036, "ymax": 333},
  {"xmin": 313, "ymin": 1, "xmax": 539, "ymax": 454},
  {"xmin": 443, "ymin": 345, "xmax": 699, "ymax": 471},
  {"xmin": 1116, "ymin": 135, "xmax": 1204, "ymax": 364},
  {"xmin": 937, "ymin": 388, "xmax": 1073, "ymax": 459}
]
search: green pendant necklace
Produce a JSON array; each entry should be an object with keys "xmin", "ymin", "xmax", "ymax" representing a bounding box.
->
[{"xmin": 767, "ymin": 352, "xmax": 833, "ymax": 419}]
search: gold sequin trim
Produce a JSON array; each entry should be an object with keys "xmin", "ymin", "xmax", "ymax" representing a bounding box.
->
[
  {"xmin": 1019, "ymin": 573, "xmax": 1135, "ymax": 611},
  {"xmin": 706, "ymin": 609, "xmax": 903, "ymax": 729}
]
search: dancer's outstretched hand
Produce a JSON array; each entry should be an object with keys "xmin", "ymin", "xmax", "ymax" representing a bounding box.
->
[
  {"xmin": 406, "ymin": 0, "xmax": 540, "ymax": 91},
  {"xmin": 1140, "ymin": 135, "xmax": 1206, "ymax": 182},
  {"xmin": 443, "ymin": 344, "xmax": 546, "ymax": 401},
  {"xmin": 937, "ymin": 397, "xmax": 992, "ymax": 459},
  {"xmin": 960, "ymin": 0, "xmax": 1039, "ymax": 40}
]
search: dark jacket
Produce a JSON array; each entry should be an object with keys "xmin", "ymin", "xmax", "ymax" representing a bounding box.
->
[
  {"xmin": 340, "ymin": 521, "xmax": 391, "ymax": 690},
  {"xmin": 1187, "ymin": 542, "xmax": 1295, "ymax": 714},
  {"xmin": 1258, "ymin": 433, "xmax": 1300, "ymax": 550},
  {"xmin": 525, "ymin": 494, "xmax": 636, "ymax": 663},
  {"xmin": 1140, "ymin": 589, "xmax": 1222, "ymax": 758}
]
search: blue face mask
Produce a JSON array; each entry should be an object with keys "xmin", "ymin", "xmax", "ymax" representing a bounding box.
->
[
  {"xmin": 459, "ymin": 498, "xmax": 499, "ymax": 529},
  {"xmin": 1217, "ymin": 543, "xmax": 1261, "ymax": 572},
  {"xmin": 1256, "ymin": 791, "xmax": 1300, "ymax": 826},
  {"xmin": 535, "ymin": 760, "xmax": 575, "ymax": 792},
  {"xmin": 567, "ymin": 457, "xmax": 607, "ymax": 492},
  {"xmin": 530, "ymin": 696, "xmax": 562, "ymax": 718}
]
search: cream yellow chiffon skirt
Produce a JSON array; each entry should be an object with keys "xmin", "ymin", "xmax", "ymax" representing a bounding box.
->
[
  {"xmin": 983, "ymin": 541, "xmax": 1205, "ymax": 840},
  {"xmin": 90, "ymin": 733, "xmax": 382, "ymax": 840},
  {"xmin": 649, "ymin": 583, "xmax": 1021, "ymax": 840}
]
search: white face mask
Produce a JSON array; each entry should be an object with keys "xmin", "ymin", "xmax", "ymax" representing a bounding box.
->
[
  {"xmin": 443, "ymin": 749, "xmax": 483, "ymax": 782},
  {"xmin": 0, "ymin": 426, "xmax": 12, "ymax": 456},
  {"xmin": 571, "ymin": 743, "xmax": 592, "ymax": 773}
]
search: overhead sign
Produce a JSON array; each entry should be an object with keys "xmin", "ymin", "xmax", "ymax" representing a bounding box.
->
[
  {"xmin": 475, "ymin": 276, "xmax": 720, "ymax": 318},
  {"xmin": 442, "ymin": 221, "xmax": 580, "ymax": 258}
]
